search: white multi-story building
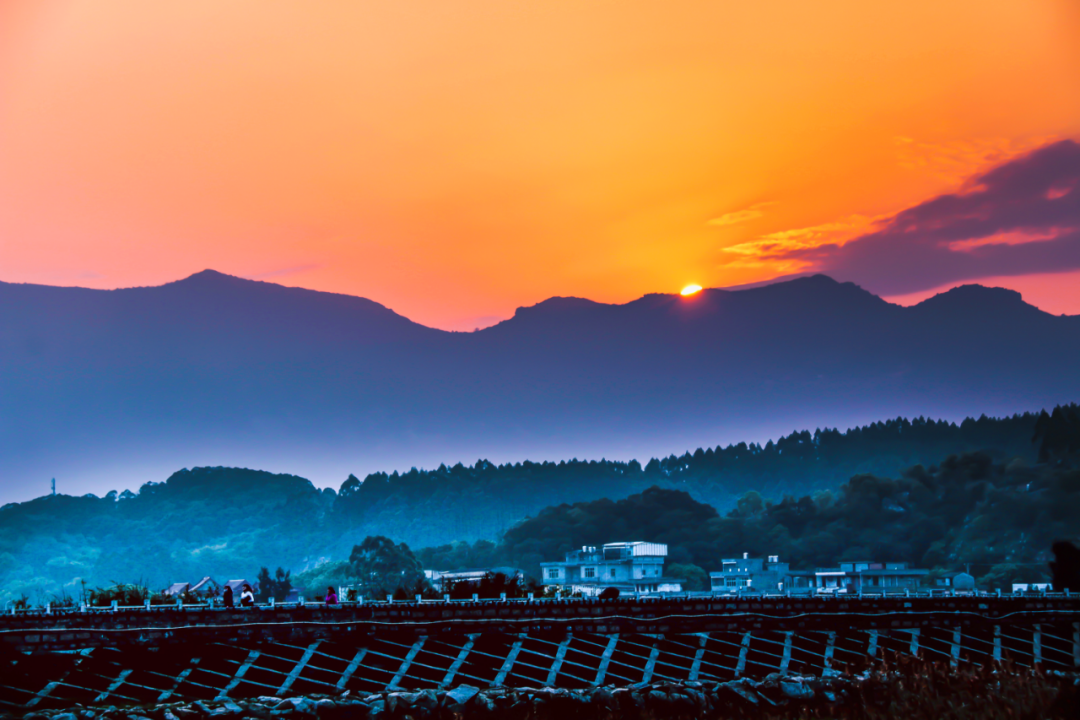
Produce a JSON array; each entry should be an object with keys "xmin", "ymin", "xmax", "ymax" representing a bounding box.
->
[{"xmin": 540, "ymin": 542, "xmax": 683, "ymax": 596}]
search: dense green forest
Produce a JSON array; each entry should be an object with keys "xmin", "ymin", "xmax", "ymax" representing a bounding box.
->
[
  {"xmin": 0, "ymin": 469, "xmax": 336, "ymax": 606},
  {"xmin": 329, "ymin": 411, "xmax": 1042, "ymax": 550},
  {"xmin": 418, "ymin": 450, "xmax": 1080, "ymax": 590},
  {"xmin": 1, "ymin": 406, "xmax": 1076, "ymax": 605}
]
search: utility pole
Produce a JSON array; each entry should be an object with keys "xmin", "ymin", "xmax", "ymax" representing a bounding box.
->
[{"xmin": 51, "ymin": 478, "xmax": 56, "ymax": 496}]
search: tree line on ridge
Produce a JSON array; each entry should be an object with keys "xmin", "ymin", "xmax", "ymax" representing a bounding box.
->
[{"xmin": 0, "ymin": 405, "xmax": 1076, "ymax": 606}]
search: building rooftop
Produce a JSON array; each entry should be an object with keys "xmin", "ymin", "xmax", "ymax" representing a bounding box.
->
[{"xmin": 164, "ymin": 582, "xmax": 190, "ymax": 596}]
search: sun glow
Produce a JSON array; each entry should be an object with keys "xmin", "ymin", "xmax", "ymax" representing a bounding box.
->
[{"xmin": 680, "ymin": 284, "xmax": 703, "ymax": 296}]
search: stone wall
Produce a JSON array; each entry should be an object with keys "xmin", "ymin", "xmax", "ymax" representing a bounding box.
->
[{"xmin": 5, "ymin": 668, "xmax": 1078, "ymax": 720}]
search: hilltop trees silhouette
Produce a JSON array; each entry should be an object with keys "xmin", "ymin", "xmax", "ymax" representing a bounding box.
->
[
  {"xmin": 1034, "ymin": 404, "xmax": 1080, "ymax": 464},
  {"xmin": 348, "ymin": 535, "xmax": 428, "ymax": 598},
  {"xmin": 255, "ymin": 566, "xmax": 292, "ymax": 602}
]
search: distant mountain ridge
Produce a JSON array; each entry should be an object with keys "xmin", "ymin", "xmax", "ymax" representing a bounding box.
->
[{"xmin": 1, "ymin": 271, "xmax": 1077, "ymax": 503}]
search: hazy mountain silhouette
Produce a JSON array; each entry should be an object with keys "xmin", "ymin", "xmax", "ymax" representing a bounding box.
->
[{"xmin": 2, "ymin": 271, "xmax": 1077, "ymax": 503}]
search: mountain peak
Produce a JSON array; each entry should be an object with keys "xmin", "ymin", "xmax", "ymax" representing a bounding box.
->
[
  {"xmin": 514, "ymin": 296, "xmax": 605, "ymax": 316},
  {"xmin": 727, "ymin": 274, "xmax": 889, "ymax": 314},
  {"xmin": 173, "ymin": 269, "xmax": 252, "ymax": 286},
  {"xmin": 914, "ymin": 284, "xmax": 1032, "ymax": 313},
  {"xmin": 756, "ymin": 274, "xmax": 856, "ymax": 293},
  {"xmin": 937, "ymin": 283, "xmax": 1023, "ymax": 302}
]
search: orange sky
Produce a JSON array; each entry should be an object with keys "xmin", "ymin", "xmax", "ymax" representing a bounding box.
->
[{"xmin": 1, "ymin": 0, "xmax": 1078, "ymax": 330}]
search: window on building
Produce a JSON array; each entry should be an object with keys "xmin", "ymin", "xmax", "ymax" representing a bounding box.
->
[
  {"xmin": 609, "ymin": 568, "xmax": 616, "ymax": 578},
  {"xmin": 546, "ymin": 568, "xmax": 560, "ymax": 579},
  {"xmin": 726, "ymin": 577, "xmax": 737, "ymax": 587},
  {"xmin": 584, "ymin": 567, "xmax": 596, "ymax": 579}
]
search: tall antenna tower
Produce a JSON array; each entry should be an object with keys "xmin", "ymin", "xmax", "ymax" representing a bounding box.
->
[{"xmin": 51, "ymin": 478, "xmax": 56, "ymax": 496}]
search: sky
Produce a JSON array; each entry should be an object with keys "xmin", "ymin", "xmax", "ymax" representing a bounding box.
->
[{"xmin": 1, "ymin": 1, "xmax": 1079, "ymax": 330}]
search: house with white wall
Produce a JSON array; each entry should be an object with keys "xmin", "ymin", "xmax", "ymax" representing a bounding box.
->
[{"xmin": 540, "ymin": 542, "xmax": 683, "ymax": 596}]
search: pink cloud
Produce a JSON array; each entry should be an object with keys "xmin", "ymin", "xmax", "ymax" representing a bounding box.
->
[{"xmin": 749, "ymin": 139, "xmax": 1080, "ymax": 296}]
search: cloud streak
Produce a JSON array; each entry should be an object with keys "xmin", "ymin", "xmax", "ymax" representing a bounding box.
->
[
  {"xmin": 708, "ymin": 201, "xmax": 777, "ymax": 227},
  {"xmin": 733, "ymin": 139, "xmax": 1080, "ymax": 296},
  {"xmin": 723, "ymin": 214, "xmax": 883, "ymax": 259}
]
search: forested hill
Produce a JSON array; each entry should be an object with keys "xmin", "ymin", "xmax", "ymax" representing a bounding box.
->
[
  {"xmin": 416, "ymin": 451, "xmax": 1080, "ymax": 592},
  {"xmin": 0, "ymin": 468, "xmax": 337, "ymax": 607},
  {"xmin": 328, "ymin": 411, "xmax": 1043, "ymax": 550},
  {"xmin": 2, "ymin": 406, "xmax": 1075, "ymax": 606}
]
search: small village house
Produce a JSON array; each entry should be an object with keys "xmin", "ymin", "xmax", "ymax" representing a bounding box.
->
[
  {"xmin": 540, "ymin": 542, "xmax": 684, "ymax": 596},
  {"xmin": 810, "ymin": 561, "xmax": 928, "ymax": 593},
  {"xmin": 934, "ymin": 572, "xmax": 976, "ymax": 592},
  {"xmin": 424, "ymin": 567, "xmax": 524, "ymax": 594},
  {"xmin": 709, "ymin": 554, "xmax": 790, "ymax": 593},
  {"xmin": 708, "ymin": 555, "xmax": 930, "ymax": 594},
  {"xmin": 163, "ymin": 576, "xmax": 220, "ymax": 598}
]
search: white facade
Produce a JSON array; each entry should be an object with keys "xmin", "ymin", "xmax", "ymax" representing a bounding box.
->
[
  {"xmin": 541, "ymin": 542, "xmax": 683, "ymax": 595},
  {"xmin": 1012, "ymin": 583, "xmax": 1052, "ymax": 593}
]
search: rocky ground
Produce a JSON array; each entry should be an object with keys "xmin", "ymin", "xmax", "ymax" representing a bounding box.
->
[{"xmin": 6, "ymin": 662, "xmax": 1079, "ymax": 720}]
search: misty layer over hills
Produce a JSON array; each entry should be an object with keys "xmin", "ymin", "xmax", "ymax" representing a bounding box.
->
[
  {"xmin": 2, "ymin": 270, "xmax": 1079, "ymax": 503},
  {"xmin": 0, "ymin": 405, "xmax": 1078, "ymax": 605}
]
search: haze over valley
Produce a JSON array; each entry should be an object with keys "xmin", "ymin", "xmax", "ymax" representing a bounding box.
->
[{"xmin": 3, "ymin": 272, "xmax": 1079, "ymax": 504}]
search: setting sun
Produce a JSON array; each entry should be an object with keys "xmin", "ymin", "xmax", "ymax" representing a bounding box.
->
[{"xmin": 681, "ymin": 284, "xmax": 703, "ymax": 296}]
